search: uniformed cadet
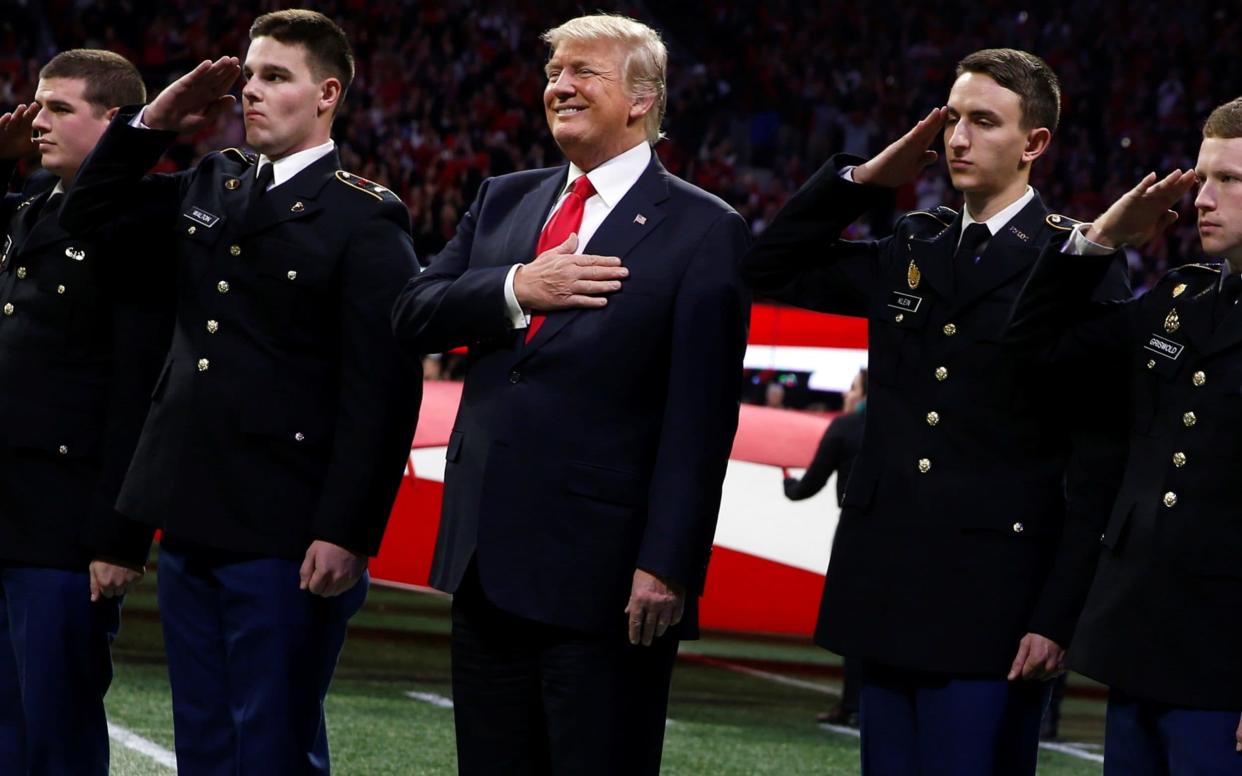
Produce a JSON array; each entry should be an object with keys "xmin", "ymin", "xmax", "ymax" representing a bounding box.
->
[
  {"xmin": 0, "ymin": 50, "xmax": 174, "ymax": 774},
  {"xmin": 743, "ymin": 49, "xmax": 1131, "ymax": 774},
  {"xmin": 59, "ymin": 11, "xmax": 421, "ymax": 774},
  {"xmin": 1008, "ymin": 98, "xmax": 1242, "ymax": 775}
]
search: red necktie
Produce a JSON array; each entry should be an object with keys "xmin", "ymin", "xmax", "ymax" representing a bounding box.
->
[{"xmin": 526, "ymin": 175, "xmax": 597, "ymax": 343}]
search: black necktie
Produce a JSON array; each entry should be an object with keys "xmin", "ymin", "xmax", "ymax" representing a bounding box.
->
[
  {"xmin": 955, "ymin": 222, "xmax": 991, "ymax": 268},
  {"xmin": 248, "ymin": 163, "xmax": 274, "ymax": 207},
  {"xmin": 39, "ymin": 192, "xmax": 64, "ymax": 223}
]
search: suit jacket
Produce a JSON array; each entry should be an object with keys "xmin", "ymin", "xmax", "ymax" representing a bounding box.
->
[
  {"xmin": 743, "ymin": 155, "xmax": 1131, "ymax": 676},
  {"xmin": 391, "ymin": 154, "xmax": 751, "ymax": 638},
  {"xmin": 59, "ymin": 107, "xmax": 422, "ymax": 559},
  {"xmin": 1009, "ymin": 251, "xmax": 1242, "ymax": 709},
  {"xmin": 0, "ymin": 163, "xmax": 172, "ymax": 569}
]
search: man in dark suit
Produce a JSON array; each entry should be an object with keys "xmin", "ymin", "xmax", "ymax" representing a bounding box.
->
[
  {"xmin": 60, "ymin": 11, "xmax": 421, "ymax": 774},
  {"xmin": 0, "ymin": 50, "xmax": 173, "ymax": 774},
  {"xmin": 1007, "ymin": 98, "xmax": 1242, "ymax": 775},
  {"xmin": 743, "ymin": 49, "xmax": 1130, "ymax": 774},
  {"xmin": 391, "ymin": 13, "xmax": 749, "ymax": 775}
]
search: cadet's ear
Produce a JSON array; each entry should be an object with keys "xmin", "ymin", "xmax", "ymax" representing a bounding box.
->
[
  {"xmin": 1022, "ymin": 127, "xmax": 1052, "ymax": 165},
  {"xmin": 104, "ymin": 106, "xmax": 120, "ymax": 121},
  {"xmin": 318, "ymin": 78, "xmax": 342, "ymax": 117}
]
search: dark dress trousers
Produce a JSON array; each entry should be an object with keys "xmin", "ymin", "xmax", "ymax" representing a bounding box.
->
[
  {"xmin": 0, "ymin": 163, "xmax": 174, "ymax": 774},
  {"xmin": 392, "ymin": 153, "xmax": 750, "ymax": 774},
  {"xmin": 743, "ymin": 155, "xmax": 1130, "ymax": 675},
  {"xmin": 60, "ymin": 107, "xmax": 422, "ymax": 775}
]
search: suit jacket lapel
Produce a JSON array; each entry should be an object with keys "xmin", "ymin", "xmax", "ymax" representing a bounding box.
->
[
  {"xmin": 237, "ymin": 151, "xmax": 337, "ymax": 238},
  {"xmin": 1203, "ymin": 272, "xmax": 1242, "ymax": 355},
  {"xmin": 14, "ymin": 190, "xmax": 65, "ymax": 256},
  {"xmin": 905, "ymin": 211, "xmax": 958, "ymax": 300},
  {"xmin": 517, "ymin": 156, "xmax": 671, "ymax": 359},
  {"xmin": 952, "ymin": 194, "xmax": 1047, "ymax": 309}
]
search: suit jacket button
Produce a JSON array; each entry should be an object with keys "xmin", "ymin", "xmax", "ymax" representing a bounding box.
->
[{"xmin": 509, "ymin": 370, "xmax": 521, "ymax": 384}]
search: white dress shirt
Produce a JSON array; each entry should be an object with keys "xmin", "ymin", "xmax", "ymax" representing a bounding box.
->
[{"xmin": 503, "ymin": 141, "xmax": 653, "ymax": 329}]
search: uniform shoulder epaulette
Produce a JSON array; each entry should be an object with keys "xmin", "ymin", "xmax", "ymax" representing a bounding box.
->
[
  {"xmin": 1169, "ymin": 262, "xmax": 1223, "ymax": 274},
  {"xmin": 1045, "ymin": 213, "xmax": 1082, "ymax": 231},
  {"xmin": 906, "ymin": 206, "xmax": 957, "ymax": 227},
  {"xmin": 334, "ymin": 170, "xmax": 399, "ymax": 202},
  {"xmin": 221, "ymin": 147, "xmax": 258, "ymax": 165}
]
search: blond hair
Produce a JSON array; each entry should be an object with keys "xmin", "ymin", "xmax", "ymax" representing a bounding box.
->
[{"xmin": 541, "ymin": 14, "xmax": 667, "ymax": 144}]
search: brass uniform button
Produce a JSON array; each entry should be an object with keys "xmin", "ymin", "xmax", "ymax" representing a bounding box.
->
[
  {"xmin": 197, "ymin": 358, "xmax": 210, "ymax": 372},
  {"xmin": 57, "ymin": 445, "xmax": 68, "ymax": 455},
  {"xmin": 935, "ymin": 366, "xmax": 948, "ymax": 381},
  {"xmin": 1172, "ymin": 451, "xmax": 1187, "ymax": 468},
  {"xmin": 1183, "ymin": 411, "xmax": 1197, "ymax": 427},
  {"xmin": 943, "ymin": 323, "xmax": 957, "ymax": 336},
  {"xmin": 225, "ymin": 178, "xmax": 240, "ymax": 190},
  {"xmin": 917, "ymin": 458, "xmax": 932, "ymax": 474},
  {"xmin": 287, "ymin": 271, "xmax": 297, "ymax": 281},
  {"xmin": 187, "ymin": 225, "xmax": 197, "ymax": 235},
  {"xmin": 926, "ymin": 411, "xmax": 940, "ymax": 427},
  {"xmin": 229, "ymin": 244, "xmax": 241, "ymax": 257},
  {"xmin": 294, "ymin": 432, "xmax": 305, "ymax": 442},
  {"xmin": 15, "ymin": 266, "xmax": 25, "ymax": 279},
  {"xmin": 894, "ymin": 313, "xmax": 904, "ymax": 323},
  {"xmin": 1192, "ymin": 371, "xmax": 1206, "ymax": 387},
  {"xmin": 1163, "ymin": 491, "xmax": 1178, "ymax": 508},
  {"xmin": 2, "ymin": 303, "xmax": 13, "ymax": 316},
  {"xmin": 1146, "ymin": 359, "xmax": 1156, "ymax": 369},
  {"xmin": 56, "ymin": 285, "xmax": 65, "ymax": 295},
  {"xmin": 217, "ymin": 280, "xmax": 230, "ymax": 294},
  {"xmin": 1012, "ymin": 522, "xmax": 1024, "ymax": 534},
  {"xmin": 206, "ymin": 320, "xmax": 219, "ymax": 334}
]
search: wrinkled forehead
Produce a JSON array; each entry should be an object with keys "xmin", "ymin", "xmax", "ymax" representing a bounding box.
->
[{"xmin": 546, "ymin": 37, "xmax": 625, "ymax": 72}]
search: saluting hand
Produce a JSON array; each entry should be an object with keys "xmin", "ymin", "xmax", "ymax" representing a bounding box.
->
[
  {"xmin": 1007, "ymin": 632, "xmax": 1066, "ymax": 682},
  {"xmin": 852, "ymin": 107, "xmax": 950, "ymax": 188},
  {"xmin": 512, "ymin": 233, "xmax": 628, "ymax": 312},
  {"xmin": 625, "ymin": 568, "xmax": 684, "ymax": 646},
  {"xmin": 144, "ymin": 57, "xmax": 241, "ymax": 133},
  {"xmin": 0, "ymin": 103, "xmax": 40, "ymax": 159},
  {"xmin": 300, "ymin": 539, "xmax": 367, "ymax": 597},
  {"xmin": 88, "ymin": 559, "xmax": 144, "ymax": 601},
  {"xmin": 1086, "ymin": 169, "xmax": 1198, "ymax": 249}
]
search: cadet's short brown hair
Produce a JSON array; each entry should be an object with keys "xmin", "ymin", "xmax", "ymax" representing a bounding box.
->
[
  {"xmin": 250, "ymin": 9, "xmax": 354, "ymax": 97},
  {"xmin": 955, "ymin": 48, "xmax": 1061, "ymax": 133},
  {"xmin": 1204, "ymin": 98, "xmax": 1242, "ymax": 139},
  {"xmin": 39, "ymin": 49, "xmax": 146, "ymax": 112}
]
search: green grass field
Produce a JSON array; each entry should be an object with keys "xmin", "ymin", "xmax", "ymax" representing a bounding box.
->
[{"xmin": 104, "ymin": 558, "xmax": 1107, "ymax": 775}]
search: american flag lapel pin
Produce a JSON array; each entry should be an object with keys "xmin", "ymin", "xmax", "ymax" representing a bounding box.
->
[{"xmin": 634, "ymin": 214, "xmax": 647, "ymax": 225}]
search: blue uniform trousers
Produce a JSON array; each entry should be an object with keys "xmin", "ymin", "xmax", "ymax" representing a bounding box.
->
[
  {"xmin": 0, "ymin": 564, "xmax": 120, "ymax": 775},
  {"xmin": 859, "ymin": 662, "xmax": 1052, "ymax": 776},
  {"xmin": 157, "ymin": 540, "xmax": 367, "ymax": 776},
  {"xmin": 1105, "ymin": 691, "xmax": 1242, "ymax": 775}
]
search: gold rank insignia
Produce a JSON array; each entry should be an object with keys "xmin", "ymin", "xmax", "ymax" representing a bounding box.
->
[
  {"xmin": 1172, "ymin": 283, "xmax": 1187, "ymax": 298},
  {"xmin": 1164, "ymin": 308, "xmax": 1180, "ymax": 333},
  {"xmin": 907, "ymin": 260, "xmax": 921, "ymax": 290},
  {"xmin": 225, "ymin": 178, "xmax": 240, "ymax": 190}
]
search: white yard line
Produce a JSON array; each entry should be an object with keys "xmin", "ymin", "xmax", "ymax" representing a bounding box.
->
[
  {"xmin": 406, "ymin": 690, "xmax": 455, "ymax": 708},
  {"xmin": 699, "ymin": 655, "xmax": 1105, "ymax": 765},
  {"xmin": 108, "ymin": 723, "xmax": 177, "ymax": 769}
]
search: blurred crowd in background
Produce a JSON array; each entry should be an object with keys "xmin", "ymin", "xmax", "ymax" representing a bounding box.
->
[{"xmin": 2, "ymin": 0, "xmax": 1237, "ymax": 373}]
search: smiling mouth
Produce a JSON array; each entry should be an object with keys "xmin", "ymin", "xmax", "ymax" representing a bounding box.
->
[{"xmin": 555, "ymin": 107, "xmax": 585, "ymax": 116}]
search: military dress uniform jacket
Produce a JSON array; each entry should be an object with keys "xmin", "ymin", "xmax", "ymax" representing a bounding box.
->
[
  {"xmin": 60, "ymin": 107, "xmax": 422, "ymax": 559},
  {"xmin": 742, "ymin": 155, "xmax": 1130, "ymax": 676},
  {"xmin": 392, "ymin": 156, "xmax": 750, "ymax": 637},
  {"xmin": 0, "ymin": 164, "xmax": 173, "ymax": 570},
  {"xmin": 1009, "ymin": 252, "xmax": 1242, "ymax": 710}
]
